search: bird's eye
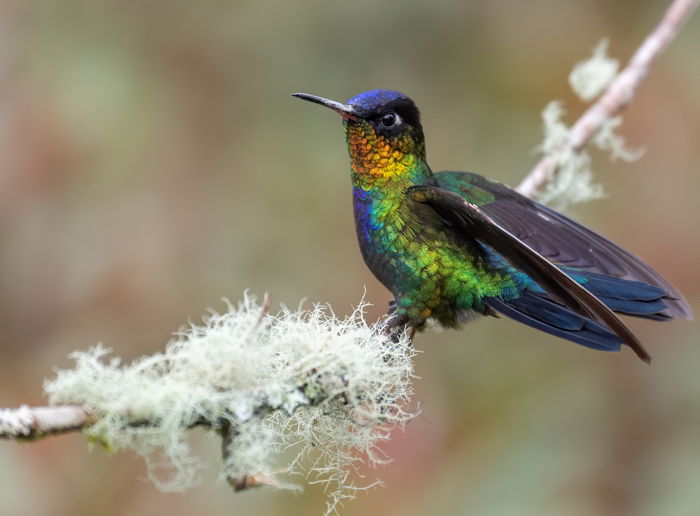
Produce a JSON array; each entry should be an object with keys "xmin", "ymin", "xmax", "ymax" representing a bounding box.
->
[{"xmin": 380, "ymin": 112, "xmax": 399, "ymax": 127}]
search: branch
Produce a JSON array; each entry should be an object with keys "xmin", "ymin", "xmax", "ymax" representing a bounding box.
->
[
  {"xmin": 516, "ymin": 0, "xmax": 699, "ymax": 199},
  {"xmin": 0, "ymin": 382, "xmax": 334, "ymax": 442},
  {"xmin": 0, "ymin": 405, "xmax": 93, "ymax": 439}
]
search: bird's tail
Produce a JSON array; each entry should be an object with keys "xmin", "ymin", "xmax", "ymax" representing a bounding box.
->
[
  {"xmin": 483, "ymin": 270, "xmax": 676, "ymax": 358},
  {"xmin": 567, "ymin": 270, "xmax": 673, "ymax": 321}
]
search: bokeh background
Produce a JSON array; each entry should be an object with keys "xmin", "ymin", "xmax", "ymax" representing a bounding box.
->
[{"xmin": 1, "ymin": 1, "xmax": 699, "ymax": 515}]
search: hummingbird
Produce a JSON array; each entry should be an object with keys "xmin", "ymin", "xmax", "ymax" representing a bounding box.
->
[{"xmin": 293, "ymin": 89, "xmax": 692, "ymax": 362}]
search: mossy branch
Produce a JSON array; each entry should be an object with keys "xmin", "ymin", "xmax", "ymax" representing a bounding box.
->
[{"xmin": 2, "ymin": 294, "xmax": 417, "ymax": 513}]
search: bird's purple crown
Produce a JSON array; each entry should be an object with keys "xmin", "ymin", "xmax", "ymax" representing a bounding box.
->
[{"xmin": 346, "ymin": 89, "xmax": 409, "ymax": 111}]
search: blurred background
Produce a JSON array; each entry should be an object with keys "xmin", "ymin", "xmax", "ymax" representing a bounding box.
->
[{"xmin": 1, "ymin": 0, "xmax": 699, "ymax": 515}]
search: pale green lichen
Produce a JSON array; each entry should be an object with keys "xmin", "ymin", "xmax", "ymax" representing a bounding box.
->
[
  {"xmin": 569, "ymin": 39, "xmax": 619, "ymax": 101},
  {"xmin": 44, "ymin": 294, "xmax": 417, "ymax": 514},
  {"xmin": 535, "ymin": 40, "xmax": 643, "ymax": 209},
  {"xmin": 535, "ymin": 101, "xmax": 605, "ymax": 208},
  {"xmin": 593, "ymin": 116, "xmax": 645, "ymax": 162}
]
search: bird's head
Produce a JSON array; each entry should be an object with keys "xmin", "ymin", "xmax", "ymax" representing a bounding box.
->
[{"xmin": 293, "ymin": 89, "xmax": 427, "ymax": 184}]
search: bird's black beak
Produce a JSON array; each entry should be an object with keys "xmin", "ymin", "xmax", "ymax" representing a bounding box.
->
[{"xmin": 292, "ymin": 93, "xmax": 360, "ymax": 121}]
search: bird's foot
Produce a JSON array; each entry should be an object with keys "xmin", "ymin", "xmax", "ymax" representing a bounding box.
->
[{"xmin": 384, "ymin": 309, "xmax": 417, "ymax": 344}]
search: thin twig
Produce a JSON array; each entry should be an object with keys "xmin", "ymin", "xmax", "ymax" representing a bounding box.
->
[
  {"xmin": 0, "ymin": 405, "xmax": 93, "ymax": 440},
  {"xmin": 516, "ymin": 0, "xmax": 699, "ymax": 199}
]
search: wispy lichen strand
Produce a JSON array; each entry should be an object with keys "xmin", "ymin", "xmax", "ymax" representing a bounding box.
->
[
  {"xmin": 534, "ymin": 101, "xmax": 605, "ymax": 208},
  {"xmin": 44, "ymin": 294, "xmax": 417, "ymax": 513}
]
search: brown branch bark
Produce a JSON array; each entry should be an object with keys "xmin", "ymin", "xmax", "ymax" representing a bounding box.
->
[{"xmin": 516, "ymin": 0, "xmax": 699, "ymax": 198}]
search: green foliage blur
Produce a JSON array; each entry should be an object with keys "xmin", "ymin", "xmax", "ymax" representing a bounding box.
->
[{"xmin": 1, "ymin": 1, "xmax": 698, "ymax": 515}]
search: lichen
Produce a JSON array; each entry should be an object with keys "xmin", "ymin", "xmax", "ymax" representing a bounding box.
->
[
  {"xmin": 534, "ymin": 102, "xmax": 604, "ymax": 208},
  {"xmin": 44, "ymin": 293, "xmax": 417, "ymax": 514},
  {"xmin": 569, "ymin": 39, "xmax": 619, "ymax": 101}
]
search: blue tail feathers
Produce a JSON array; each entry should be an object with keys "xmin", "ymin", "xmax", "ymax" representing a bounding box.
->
[
  {"xmin": 484, "ymin": 270, "xmax": 674, "ymax": 354},
  {"xmin": 485, "ymin": 292, "xmax": 624, "ymax": 353},
  {"xmin": 568, "ymin": 271, "xmax": 672, "ymax": 320}
]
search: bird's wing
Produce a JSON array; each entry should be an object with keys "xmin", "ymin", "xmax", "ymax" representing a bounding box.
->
[
  {"xmin": 405, "ymin": 184, "xmax": 651, "ymax": 362},
  {"xmin": 434, "ymin": 171, "xmax": 692, "ymax": 320}
]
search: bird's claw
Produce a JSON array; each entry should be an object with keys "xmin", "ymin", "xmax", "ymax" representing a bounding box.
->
[{"xmin": 383, "ymin": 309, "xmax": 416, "ymax": 344}]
